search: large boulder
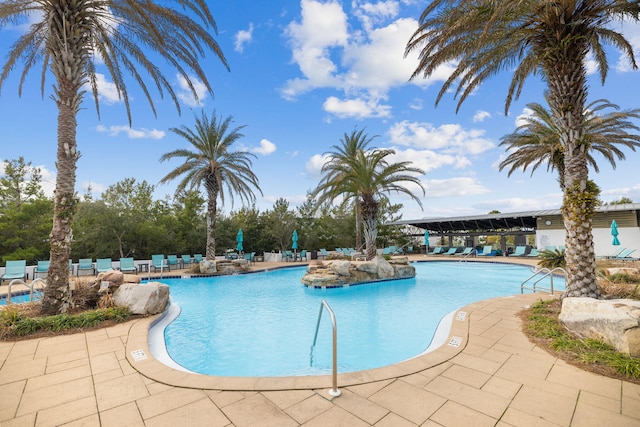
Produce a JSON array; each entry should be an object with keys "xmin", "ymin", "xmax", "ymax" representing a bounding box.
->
[
  {"xmin": 199, "ymin": 259, "xmax": 217, "ymax": 274},
  {"xmin": 113, "ymin": 282, "xmax": 169, "ymax": 315},
  {"xmin": 559, "ymin": 297, "xmax": 640, "ymax": 357}
]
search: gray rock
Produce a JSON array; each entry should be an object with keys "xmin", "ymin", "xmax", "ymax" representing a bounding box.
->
[
  {"xmin": 113, "ymin": 282, "xmax": 170, "ymax": 315},
  {"xmin": 559, "ymin": 297, "xmax": 640, "ymax": 357},
  {"xmin": 200, "ymin": 260, "xmax": 217, "ymax": 274},
  {"xmin": 329, "ymin": 260, "xmax": 351, "ymax": 276}
]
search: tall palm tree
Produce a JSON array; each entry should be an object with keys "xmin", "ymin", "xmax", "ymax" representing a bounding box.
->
[
  {"xmin": 321, "ymin": 129, "xmax": 377, "ymax": 251},
  {"xmin": 500, "ymin": 98, "xmax": 640, "ymax": 189},
  {"xmin": 406, "ymin": 0, "xmax": 640, "ymax": 298},
  {"xmin": 313, "ymin": 144, "xmax": 425, "ymax": 260},
  {"xmin": 159, "ymin": 110, "xmax": 262, "ymax": 260},
  {"xmin": 0, "ymin": 0, "xmax": 228, "ymax": 314}
]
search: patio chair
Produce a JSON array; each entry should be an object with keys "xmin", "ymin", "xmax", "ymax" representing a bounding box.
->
[
  {"xmin": 181, "ymin": 254, "xmax": 192, "ymax": 268},
  {"xmin": 96, "ymin": 258, "xmax": 113, "ymax": 273},
  {"xmin": 193, "ymin": 254, "xmax": 203, "ymax": 263},
  {"xmin": 77, "ymin": 258, "xmax": 95, "ymax": 276},
  {"xmin": 2, "ymin": 260, "xmax": 27, "ymax": 284},
  {"xmin": 282, "ymin": 250, "xmax": 294, "ymax": 262},
  {"xmin": 454, "ymin": 247, "xmax": 474, "ymax": 257},
  {"xmin": 615, "ymin": 248, "xmax": 637, "ymax": 260},
  {"xmin": 167, "ymin": 255, "xmax": 180, "ymax": 269},
  {"xmin": 527, "ymin": 248, "xmax": 540, "ymax": 257},
  {"xmin": 119, "ymin": 257, "xmax": 137, "ymax": 274},
  {"xmin": 426, "ymin": 246, "xmax": 444, "ymax": 255},
  {"xmin": 442, "ymin": 247, "xmax": 458, "ymax": 256},
  {"xmin": 151, "ymin": 254, "xmax": 169, "ymax": 272},
  {"xmin": 318, "ymin": 249, "xmax": 329, "ymax": 259},
  {"xmin": 510, "ymin": 246, "xmax": 527, "ymax": 257},
  {"xmin": 33, "ymin": 260, "xmax": 50, "ymax": 279},
  {"xmin": 296, "ymin": 250, "xmax": 307, "ymax": 261},
  {"xmin": 476, "ymin": 246, "xmax": 494, "ymax": 257}
]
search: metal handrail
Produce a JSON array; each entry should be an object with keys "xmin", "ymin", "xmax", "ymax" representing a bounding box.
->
[
  {"xmin": 7, "ymin": 278, "xmax": 46, "ymax": 304},
  {"xmin": 520, "ymin": 267, "xmax": 566, "ymax": 294},
  {"xmin": 310, "ymin": 299, "xmax": 341, "ymax": 397},
  {"xmin": 458, "ymin": 249, "xmax": 476, "ymax": 262}
]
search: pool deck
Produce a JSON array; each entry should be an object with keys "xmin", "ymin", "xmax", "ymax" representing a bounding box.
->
[{"xmin": 1, "ymin": 256, "xmax": 639, "ymax": 426}]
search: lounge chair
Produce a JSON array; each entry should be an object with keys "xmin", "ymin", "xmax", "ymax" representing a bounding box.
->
[
  {"xmin": 426, "ymin": 246, "xmax": 444, "ymax": 255},
  {"xmin": 454, "ymin": 247, "xmax": 474, "ymax": 257},
  {"xmin": 318, "ymin": 249, "xmax": 329, "ymax": 259},
  {"xmin": 181, "ymin": 254, "xmax": 192, "ymax": 268},
  {"xmin": 527, "ymin": 248, "xmax": 540, "ymax": 257},
  {"xmin": 296, "ymin": 250, "xmax": 307, "ymax": 261},
  {"xmin": 544, "ymin": 245, "xmax": 557, "ymax": 252},
  {"xmin": 243, "ymin": 252, "xmax": 256, "ymax": 265},
  {"xmin": 193, "ymin": 254, "xmax": 203, "ymax": 263},
  {"xmin": 96, "ymin": 258, "xmax": 113, "ymax": 273},
  {"xmin": 282, "ymin": 250, "xmax": 294, "ymax": 262},
  {"xmin": 615, "ymin": 248, "xmax": 637, "ymax": 260},
  {"xmin": 33, "ymin": 260, "xmax": 50, "ymax": 279},
  {"xmin": 477, "ymin": 246, "xmax": 494, "ymax": 256},
  {"xmin": 510, "ymin": 246, "xmax": 527, "ymax": 257},
  {"xmin": 119, "ymin": 257, "xmax": 137, "ymax": 274},
  {"xmin": 151, "ymin": 254, "xmax": 169, "ymax": 272},
  {"xmin": 2, "ymin": 260, "xmax": 27, "ymax": 284},
  {"xmin": 599, "ymin": 247, "xmax": 627, "ymax": 259},
  {"xmin": 167, "ymin": 255, "xmax": 180, "ymax": 269},
  {"xmin": 442, "ymin": 247, "xmax": 458, "ymax": 255},
  {"xmin": 77, "ymin": 258, "xmax": 95, "ymax": 276}
]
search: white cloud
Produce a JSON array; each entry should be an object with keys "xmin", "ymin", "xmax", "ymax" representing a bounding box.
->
[
  {"xmin": 388, "ymin": 147, "xmax": 468, "ymax": 172},
  {"xmin": 96, "ymin": 125, "xmax": 165, "ymax": 139},
  {"xmin": 235, "ymin": 23, "xmax": 254, "ymax": 53},
  {"xmin": 409, "ymin": 98, "xmax": 423, "ymax": 110},
  {"xmin": 515, "ymin": 107, "xmax": 534, "ymax": 127},
  {"xmin": 81, "ymin": 180, "xmax": 106, "ymax": 196},
  {"xmin": 473, "ymin": 110, "xmax": 491, "ymax": 123},
  {"xmin": 387, "ymin": 120, "xmax": 495, "ymax": 156},
  {"xmin": 176, "ymin": 74, "xmax": 208, "ymax": 107},
  {"xmin": 421, "ymin": 177, "xmax": 490, "ymax": 198},
  {"xmin": 89, "ymin": 73, "xmax": 121, "ymax": 104},
  {"xmin": 252, "ymin": 139, "xmax": 277, "ymax": 155},
  {"xmin": 614, "ymin": 19, "xmax": 640, "ymax": 72},
  {"xmin": 323, "ymin": 95, "xmax": 391, "ymax": 118},
  {"xmin": 305, "ymin": 153, "xmax": 329, "ymax": 178}
]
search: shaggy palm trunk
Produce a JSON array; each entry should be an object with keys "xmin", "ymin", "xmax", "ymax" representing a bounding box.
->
[
  {"xmin": 41, "ymin": 1, "xmax": 86, "ymax": 314},
  {"xmin": 360, "ymin": 196, "xmax": 379, "ymax": 260},
  {"xmin": 355, "ymin": 203, "xmax": 363, "ymax": 251},
  {"xmin": 544, "ymin": 40, "xmax": 601, "ymax": 299},
  {"xmin": 205, "ymin": 176, "xmax": 219, "ymax": 260}
]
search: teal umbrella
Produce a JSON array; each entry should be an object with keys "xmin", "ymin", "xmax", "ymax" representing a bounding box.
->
[
  {"xmin": 611, "ymin": 220, "xmax": 620, "ymax": 246},
  {"xmin": 292, "ymin": 229, "xmax": 298, "ymax": 250},
  {"xmin": 423, "ymin": 229, "xmax": 430, "ymax": 246},
  {"xmin": 236, "ymin": 229, "xmax": 244, "ymax": 252}
]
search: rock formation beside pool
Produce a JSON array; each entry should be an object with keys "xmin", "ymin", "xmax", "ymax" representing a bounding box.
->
[
  {"xmin": 199, "ymin": 258, "xmax": 249, "ymax": 275},
  {"xmin": 301, "ymin": 256, "xmax": 415, "ymax": 288},
  {"xmin": 560, "ymin": 297, "xmax": 640, "ymax": 357}
]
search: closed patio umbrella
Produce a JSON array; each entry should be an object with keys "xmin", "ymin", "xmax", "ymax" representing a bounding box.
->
[
  {"xmin": 236, "ymin": 229, "xmax": 244, "ymax": 253},
  {"xmin": 611, "ymin": 220, "xmax": 620, "ymax": 246},
  {"xmin": 292, "ymin": 230, "xmax": 298, "ymax": 251},
  {"xmin": 424, "ymin": 229, "xmax": 430, "ymax": 252}
]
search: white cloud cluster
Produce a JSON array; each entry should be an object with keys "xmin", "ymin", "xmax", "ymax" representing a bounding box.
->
[
  {"xmin": 473, "ymin": 110, "xmax": 491, "ymax": 123},
  {"xmin": 615, "ymin": 19, "xmax": 640, "ymax": 72},
  {"xmin": 388, "ymin": 120, "xmax": 495, "ymax": 155},
  {"xmin": 96, "ymin": 125, "xmax": 165, "ymax": 139},
  {"xmin": 92, "ymin": 73, "xmax": 122, "ymax": 104},
  {"xmin": 281, "ymin": 0, "xmax": 455, "ymax": 119}
]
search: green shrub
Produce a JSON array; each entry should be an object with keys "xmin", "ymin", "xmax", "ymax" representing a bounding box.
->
[{"xmin": 538, "ymin": 248, "xmax": 565, "ymax": 269}]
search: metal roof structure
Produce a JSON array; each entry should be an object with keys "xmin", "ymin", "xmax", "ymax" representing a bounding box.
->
[{"xmin": 389, "ymin": 203, "xmax": 640, "ymax": 233}]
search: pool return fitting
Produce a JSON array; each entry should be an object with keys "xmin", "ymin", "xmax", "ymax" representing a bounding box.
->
[{"xmin": 310, "ymin": 299, "xmax": 341, "ymax": 397}]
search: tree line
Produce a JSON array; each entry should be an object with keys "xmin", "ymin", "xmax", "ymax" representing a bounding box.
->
[{"xmin": 0, "ymin": 158, "xmax": 412, "ymax": 266}]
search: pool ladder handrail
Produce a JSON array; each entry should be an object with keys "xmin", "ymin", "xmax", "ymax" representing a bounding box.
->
[
  {"xmin": 6, "ymin": 278, "xmax": 46, "ymax": 304},
  {"xmin": 520, "ymin": 267, "xmax": 566, "ymax": 294},
  {"xmin": 310, "ymin": 299, "xmax": 341, "ymax": 397},
  {"xmin": 458, "ymin": 248, "xmax": 476, "ymax": 262}
]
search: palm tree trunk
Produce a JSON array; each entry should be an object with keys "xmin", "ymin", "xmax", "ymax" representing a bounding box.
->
[
  {"xmin": 545, "ymin": 44, "xmax": 601, "ymax": 299},
  {"xmin": 355, "ymin": 202, "xmax": 363, "ymax": 251},
  {"xmin": 360, "ymin": 196, "xmax": 378, "ymax": 260},
  {"xmin": 41, "ymin": 83, "xmax": 79, "ymax": 315},
  {"xmin": 205, "ymin": 177, "xmax": 219, "ymax": 260}
]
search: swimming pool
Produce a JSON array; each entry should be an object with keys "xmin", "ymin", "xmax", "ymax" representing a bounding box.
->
[{"xmin": 153, "ymin": 261, "xmax": 563, "ymax": 377}]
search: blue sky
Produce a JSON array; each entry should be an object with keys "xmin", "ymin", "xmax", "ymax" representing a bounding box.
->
[{"xmin": 1, "ymin": 0, "xmax": 640, "ymax": 221}]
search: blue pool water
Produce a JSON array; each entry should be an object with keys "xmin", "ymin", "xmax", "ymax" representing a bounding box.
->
[
  {"xmin": 0, "ymin": 291, "xmax": 41, "ymax": 305},
  {"xmin": 158, "ymin": 261, "xmax": 564, "ymax": 377}
]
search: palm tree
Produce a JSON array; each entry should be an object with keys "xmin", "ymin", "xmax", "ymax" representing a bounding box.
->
[
  {"xmin": 159, "ymin": 110, "xmax": 262, "ymax": 260},
  {"xmin": 321, "ymin": 129, "xmax": 377, "ymax": 251},
  {"xmin": 0, "ymin": 0, "xmax": 228, "ymax": 314},
  {"xmin": 500, "ymin": 98, "xmax": 640, "ymax": 189},
  {"xmin": 313, "ymin": 143, "xmax": 425, "ymax": 260},
  {"xmin": 406, "ymin": 0, "xmax": 640, "ymax": 298}
]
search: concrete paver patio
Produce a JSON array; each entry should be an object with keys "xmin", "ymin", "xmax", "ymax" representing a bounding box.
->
[{"xmin": 1, "ymin": 258, "xmax": 639, "ymax": 426}]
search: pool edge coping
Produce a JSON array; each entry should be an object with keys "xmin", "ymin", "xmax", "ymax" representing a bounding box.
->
[{"xmin": 124, "ymin": 296, "xmax": 505, "ymax": 391}]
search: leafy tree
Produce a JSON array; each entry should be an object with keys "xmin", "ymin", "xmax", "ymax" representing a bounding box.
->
[
  {"xmin": 0, "ymin": 0, "xmax": 228, "ymax": 314},
  {"xmin": 172, "ymin": 190, "xmax": 206, "ymax": 256},
  {"xmin": 261, "ymin": 198, "xmax": 297, "ymax": 253},
  {"xmin": 406, "ymin": 0, "xmax": 640, "ymax": 298},
  {"xmin": 0, "ymin": 199, "xmax": 53, "ymax": 264},
  {"xmin": 313, "ymin": 142, "xmax": 425, "ymax": 260},
  {"xmin": 0, "ymin": 157, "xmax": 45, "ymax": 210},
  {"xmin": 160, "ymin": 110, "xmax": 262, "ymax": 260},
  {"xmin": 607, "ymin": 197, "xmax": 633, "ymax": 205},
  {"xmin": 500, "ymin": 98, "xmax": 640, "ymax": 189}
]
